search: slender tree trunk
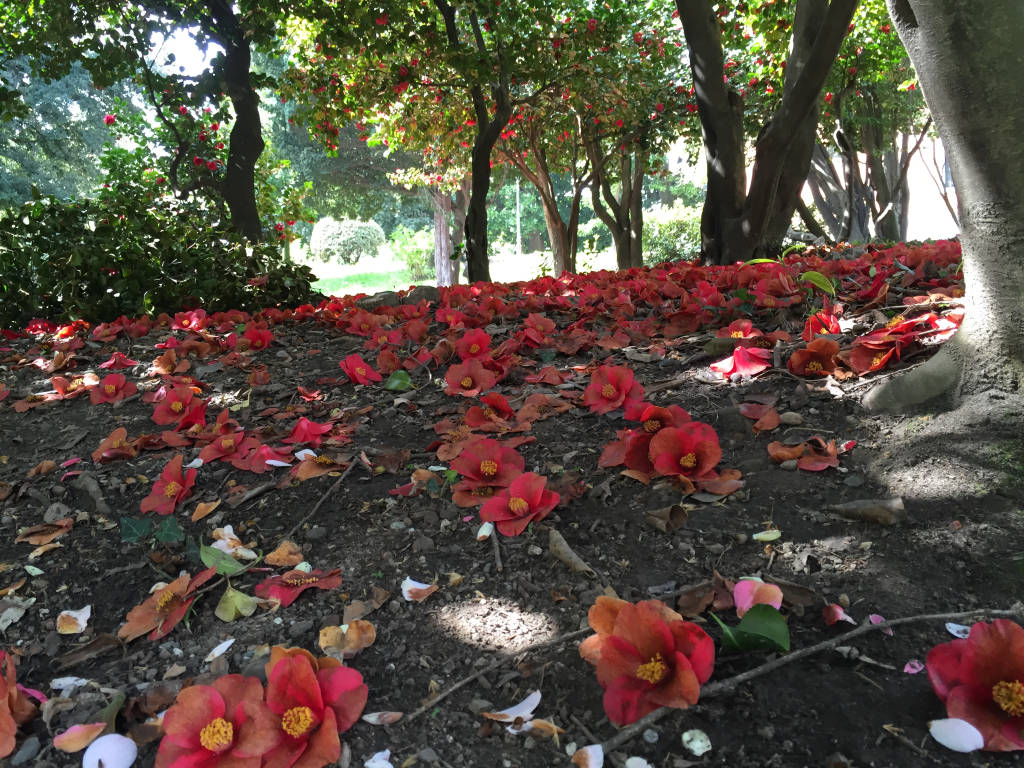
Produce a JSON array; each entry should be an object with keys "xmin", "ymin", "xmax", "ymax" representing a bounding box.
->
[
  {"xmin": 429, "ymin": 189, "xmax": 457, "ymax": 287},
  {"xmin": 865, "ymin": 0, "xmax": 1024, "ymax": 412}
]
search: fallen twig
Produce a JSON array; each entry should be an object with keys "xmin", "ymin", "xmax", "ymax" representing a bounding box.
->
[
  {"xmin": 280, "ymin": 460, "xmax": 358, "ymax": 545},
  {"xmin": 492, "ymin": 531, "xmax": 503, "ymax": 573},
  {"xmin": 599, "ymin": 604, "xmax": 1024, "ymax": 755},
  {"xmin": 405, "ymin": 627, "xmax": 592, "ymax": 722}
]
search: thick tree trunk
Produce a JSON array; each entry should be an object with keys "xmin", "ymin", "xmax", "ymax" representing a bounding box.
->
[
  {"xmin": 865, "ymin": 0, "xmax": 1024, "ymax": 412},
  {"xmin": 678, "ymin": 0, "xmax": 857, "ymax": 265}
]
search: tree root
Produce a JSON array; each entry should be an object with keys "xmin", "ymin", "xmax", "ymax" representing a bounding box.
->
[{"xmin": 862, "ymin": 346, "xmax": 961, "ymax": 413}]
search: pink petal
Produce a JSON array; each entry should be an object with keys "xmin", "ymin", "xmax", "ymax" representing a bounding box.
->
[
  {"xmin": 903, "ymin": 659, "xmax": 925, "ymax": 674},
  {"xmin": 868, "ymin": 613, "xmax": 894, "ymax": 636}
]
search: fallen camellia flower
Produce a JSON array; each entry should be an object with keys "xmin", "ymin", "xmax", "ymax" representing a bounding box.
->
[
  {"xmin": 139, "ymin": 455, "xmax": 197, "ymax": 516},
  {"xmin": 926, "ymin": 618, "xmax": 1024, "ymax": 751},
  {"xmin": 118, "ymin": 568, "xmax": 217, "ymax": 642},
  {"xmin": 732, "ymin": 578, "xmax": 783, "ymax": 618},
  {"xmin": 254, "ymin": 568, "xmax": 342, "ymax": 608},
  {"xmin": 0, "ymin": 650, "xmax": 38, "ymax": 758},
  {"xmin": 579, "ymin": 596, "xmax": 714, "ymax": 725}
]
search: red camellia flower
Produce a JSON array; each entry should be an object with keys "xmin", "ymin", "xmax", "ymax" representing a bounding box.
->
[
  {"xmin": 242, "ymin": 323, "xmax": 273, "ymax": 351},
  {"xmin": 338, "ymin": 354, "xmax": 382, "ymax": 385},
  {"xmin": 118, "ymin": 568, "xmax": 217, "ymax": 642},
  {"xmin": 0, "ymin": 651, "xmax": 37, "ymax": 758},
  {"xmin": 927, "ymin": 619, "xmax": 1024, "ymax": 751},
  {"xmin": 464, "ymin": 392, "xmax": 516, "ymax": 432},
  {"xmin": 620, "ymin": 404, "xmax": 692, "ymax": 473},
  {"xmin": 582, "ymin": 364, "xmax": 644, "ymax": 415},
  {"xmin": 140, "ymin": 455, "xmax": 197, "ymax": 515},
  {"xmin": 255, "ymin": 569, "xmax": 342, "ymax": 608},
  {"xmin": 444, "ymin": 359, "xmax": 496, "ymax": 397},
  {"xmin": 450, "ymin": 438, "xmax": 525, "ymax": 506},
  {"xmin": 580, "ymin": 596, "xmax": 714, "ymax": 726},
  {"xmin": 283, "ymin": 417, "xmax": 334, "ymax": 448},
  {"xmin": 155, "ymin": 675, "xmax": 280, "ymax": 768},
  {"xmin": 716, "ymin": 318, "xmax": 763, "ymax": 340},
  {"xmin": 802, "ymin": 306, "xmax": 841, "ymax": 341},
  {"xmin": 173, "ymin": 308, "xmax": 208, "ymax": 332},
  {"xmin": 262, "ymin": 647, "xmax": 367, "ymax": 768},
  {"xmin": 98, "ymin": 351, "xmax": 140, "ymax": 369},
  {"xmin": 709, "ymin": 345, "xmax": 773, "ymax": 379},
  {"xmin": 479, "ymin": 472, "xmax": 559, "ymax": 536},
  {"xmin": 787, "ymin": 337, "xmax": 840, "ymax": 376},
  {"xmin": 455, "ymin": 328, "xmax": 492, "ymax": 361},
  {"xmin": 199, "ymin": 432, "xmax": 260, "ymax": 468},
  {"xmin": 90, "ymin": 373, "xmax": 137, "ymax": 405},
  {"xmin": 648, "ymin": 422, "xmax": 722, "ymax": 481},
  {"xmin": 152, "ymin": 385, "xmax": 196, "ymax": 425},
  {"xmin": 103, "ymin": 113, "xmax": 116, "ymax": 125}
]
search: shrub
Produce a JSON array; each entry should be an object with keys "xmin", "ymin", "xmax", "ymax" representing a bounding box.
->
[
  {"xmin": 389, "ymin": 225, "xmax": 434, "ymax": 282},
  {"xmin": 643, "ymin": 200, "xmax": 702, "ymax": 266},
  {"xmin": 309, "ymin": 217, "xmax": 385, "ymax": 265},
  {"xmin": 0, "ymin": 193, "xmax": 316, "ymax": 328}
]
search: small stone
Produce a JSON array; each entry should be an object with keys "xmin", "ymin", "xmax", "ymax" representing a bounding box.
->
[
  {"xmin": 389, "ymin": 520, "xmax": 406, "ymax": 531},
  {"xmin": 843, "ymin": 474, "xmax": 865, "ymax": 487},
  {"xmin": 780, "ymin": 459, "xmax": 799, "ymax": 471},
  {"xmin": 779, "ymin": 411, "xmax": 803, "ymax": 426},
  {"xmin": 412, "ymin": 535, "xmax": 435, "ymax": 553},
  {"xmin": 288, "ymin": 619, "xmax": 314, "ymax": 639},
  {"xmin": 305, "ymin": 526, "xmax": 327, "ymax": 542},
  {"xmin": 417, "ymin": 746, "xmax": 440, "ymax": 763},
  {"xmin": 734, "ymin": 533, "xmax": 749, "ymax": 545},
  {"xmin": 527, "ymin": 545, "xmax": 543, "ymax": 556},
  {"xmin": 468, "ymin": 698, "xmax": 493, "ymax": 715},
  {"xmin": 706, "ymin": 543, "xmax": 725, "ymax": 555},
  {"xmin": 44, "ymin": 502, "xmax": 73, "ymax": 524},
  {"xmin": 756, "ymin": 725, "xmax": 775, "ymax": 739},
  {"xmin": 523, "ymin": 736, "xmax": 536, "ymax": 750},
  {"xmin": 642, "ymin": 728, "xmax": 659, "ymax": 744},
  {"xmin": 10, "ymin": 735, "xmax": 40, "ymax": 765}
]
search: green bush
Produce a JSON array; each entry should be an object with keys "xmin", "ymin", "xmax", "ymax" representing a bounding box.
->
[
  {"xmin": 0, "ymin": 193, "xmax": 316, "ymax": 328},
  {"xmin": 389, "ymin": 225, "xmax": 434, "ymax": 282},
  {"xmin": 643, "ymin": 200, "xmax": 702, "ymax": 266},
  {"xmin": 309, "ymin": 216, "xmax": 385, "ymax": 264}
]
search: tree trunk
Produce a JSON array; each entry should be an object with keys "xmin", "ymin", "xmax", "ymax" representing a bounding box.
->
[
  {"xmin": 587, "ymin": 146, "xmax": 645, "ymax": 270},
  {"xmin": 678, "ymin": 0, "xmax": 858, "ymax": 265},
  {"xmin": 865, "ymin": 0, "xmax": 1024, "ymax": 412},
  {"xmin": 206, "ymin": 1, "xmax": 264, "ymax": 241},
  {"xmin": 429, "ymin": 189, "xmax": 457, "ymax": 287}
]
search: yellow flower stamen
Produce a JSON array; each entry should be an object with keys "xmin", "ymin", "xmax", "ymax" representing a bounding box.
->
[
  {"xmin": 678, "ymin": 452, "xmax": 697, "ymax": 469},
  {"xmin": 199, "ymin": 717, "xmax": 234, "ymax": 751},
  {"xmin": 315, "ymin": 455, "xmax": 334, "ymax": 465},
  {"xmin": 281, "ymin": 706, "xmax": 315, "ymax": 737},
  {"xmin": 104, "ymin": 384, "xmax": 116, "ymax": 394},
  {"xmin": 282, "ymin": 573, "xmax": 319, "ymax": 586},
  {"xmin": 635, "ymin": 653, "xmax": 668, "ymax": 685},
  {"xmin": 730, "ymin": 330, "xmax": 744, "ymax": 338},
  {"xmin": 643, "ymin": 419, "xmax": 661, "ymax": 433},
  {"xmin": 600, "ymin": 383, "xmax": 617, "ymax": 399},
  {"xmin": 886, "ymin": 313, "xmax": 906, "ymax": 328},
  {"xmin": 871, "ymin": 352, "xmax": 886, "ymax": 368},
  {"xmin": 479, "ymin": 459, "xmax": 498, "ymax": 477},
  {"xmin": 221, "ymin": 438, "xmax": 235, "ymax": 451},
  {"xmin": 806, "ymin": 361, "xmax": 823, "ymax": 372},
  {"xmin": 461, "ymin": 376, "xmax": 474, "ymax": 388},
  {"xmin": 508, "ymin": 497, "xmax": 529, "ymax": 514},
  {"xmin": 155, "ymin": 588, "xmax": 177, "ymax": 612},
  {"xmin": 163, "ymin": 481, "xmax": 181, "ymax": 498},
  {"xmin": 993, "ymin": 680, "xmax": 1024, "ymax": 717},
  {"xmin": 356, "ymin": 367, "xmax": 366, "ymax": 376},
  {"xmin": 469, "ymin": 343, "xmax": 480, "ymax": 354},
  {"xmin": 170, "ymin": 400, "xmax": 184, "ymax": 412}
]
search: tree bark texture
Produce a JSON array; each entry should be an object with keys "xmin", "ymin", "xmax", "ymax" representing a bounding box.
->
[
  {"xmin": 865, "ymin": 0, "xmax": 1024, "ymax": 410},
  {"xmin": 430, "ymin": 189, "xmax": 457, "ymax": 287}
]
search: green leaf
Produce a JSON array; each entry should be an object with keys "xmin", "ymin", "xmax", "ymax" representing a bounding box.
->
[
  {"xmin": 709, "ymin": 611, "xmax": 740, "ymax": 648},
  {"xmin": 154, "ymin": 516, "xmax": 185, "ymax": 544},
  {"xmin": 799, "ymin": 270, "xmax": 836, "ymax": 296},
  {"xmin": 537, "ymin": 348, "xmax": 557, "ymax": 364},
  {"xmin": 384, "ymin": 370, "xmax": 414, "ymax": 391},
  {"xmin": 200, "ymin": 545, "xmax": 245, "ymax": 576},
  {"xmin": 214, "ymin": 585, "xmax": 258, "ymax": 622},
  {"xmin": 120, "ymin": 516, "xmax": 153, "ymax": 543},
  {"xmin": 717, "ymin": 604, "xmax": 791, "ymax": 653}
]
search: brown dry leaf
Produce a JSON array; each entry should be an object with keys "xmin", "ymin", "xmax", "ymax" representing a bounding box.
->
[
  {"xmin": 373, "ymin": 448, "xmax": 412, "ymax": 474},
  {"xmin": 16, "ymin": 517, "xmax": 73, "ymax": 546},
  {"xmin": 766, "ymin": 441, "xmax": 807, "ymax": 462},
  {"xmin": 529, "ymin": 718, "xmax": 565, "ymax": 741},
  {"xmin": 29, "ymin": 541, "xmax": 63, "ymax": 560},
  {"xmin": 644, "ymin": 504, "xmax": 690, "ymax": 533},
  {"xmin": 55, "ymin": 633, "xmax": 120, "ymax": 670},
  {"xmin": 318, "ymin": 620, "xmax": 376, "ymax": 659},
  {"xmin": 0, "ymin": 578, "xmax": 26, "ymax": 597},
  {"xmin": 765, "ymin": 576, "xmax": 818, "ymax": 609},
  {"xmin": 342, "ymin": 586, "xmax": 391, "ymax": 624},
  {"xmin": 548, "ymin": 529, "xmax": 595, "ymax": 577},
  {"xmin": 676, "ymin": 581, "xmax": 714, "ymax": 617},
  {"xmin": 620, "ymin": 469, "xmax": 651, "ymax": 485},
  {"xmin": 0, "ymin": 481, "xmax": 12, "ymax": 502},
  {"xmin": 27, "ymin": 459, "xmax": 59, "ymax": 478},
  {"xmin": 265, "ymin": 539, "xmax": 304, "ymax": 567},
  {"xmin": 190, "ymin": 499, "xmax": 221, "ymax": 522}
]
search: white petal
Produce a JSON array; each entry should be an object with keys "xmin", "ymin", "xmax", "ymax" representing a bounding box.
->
[
  {"xmin": 476, "ymin": 522, "xmax": 494, "ymax": 541},
  {"xmin": 56, "ymin": 605, "xmax": 91, "ymax": 634},
  {"xmin": 681, "ymin": 728, "xmax": 713, "ymax": 756},
  {"xmin": 401, "ymin": 576, "xmax": 438, "ymax": 602},
  {"xmin": 928, "ymin": 718, "xmax": 984, "ymax": 752},
  {"xmin": 50, "ymin": 676, "xmax": 91, "ymax": 694},
  {"xmin": 204, "ymin": 638, "xmax": 235, "ymax": 662},
  {"xmin": 295, "ymin": 561, "xmax": 314, "ymax": 573},
  {"xmin": 82, "ymin": 733, "xmax": 138, "ymax": 768},
  {"xmin": 570, "ymin": 744, "xmax": 603, "ymax": 767},
  {"xmin": 265, "ymin": 459, "xmax": 291, "ymax": 467},
  {"xmin": 183, "ymin": 457, "xmax": 204, "ymax": 469},
  {"xmin": 482, "ymin": 690, "xmax": 542, "ymax": 722},
  {"xmin": 945, "ymin": 622, "xmax": 971, "ymax": 638},
  {"xmin": 364, "ymin": 749, "xmax": 394, "ymax": 768},
  {"xmin": 294, "ymin": 449, "xmax": 317, "ymax": 460},
  {"xmin": 624, "ymin": 758, "xmax": 654, "ymax": 768}
]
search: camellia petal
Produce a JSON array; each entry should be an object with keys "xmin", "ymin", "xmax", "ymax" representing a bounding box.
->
[
  {"xmin": 928, "ymin": 718, "xmax": 985, "ymax": 753},
  {"xmin": 53, "ymin": 722, "xmax": 106, "ymax": 752}
]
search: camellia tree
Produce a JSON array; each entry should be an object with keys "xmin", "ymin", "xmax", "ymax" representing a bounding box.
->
[
  {"xmin": 0, "ymin": 0, "xmax": 309, "ymax": 241},
  {"xmin": 675, "ymin": 0, "xmax": 859, "ymax": 264},
  {"xmin": 280, "ymin": 0, "xmax": 624, "ymax": 282}
]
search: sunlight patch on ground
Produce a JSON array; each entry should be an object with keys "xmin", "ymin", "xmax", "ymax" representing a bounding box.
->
[{"xmin": 431, "ymin": 596, "xmax": 560, "ymax": 652}]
